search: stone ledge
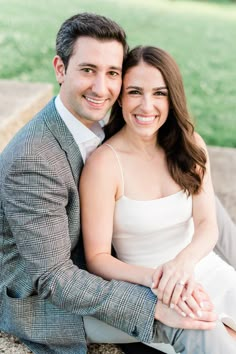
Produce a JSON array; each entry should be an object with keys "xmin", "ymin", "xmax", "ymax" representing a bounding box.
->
[
  {"xmin": 208, "ymin": 146, "xmax": 236, "ymax": 222},
  {"xmin": 0, "ymin": 80, "xmax": 53, "ymax": 152}
]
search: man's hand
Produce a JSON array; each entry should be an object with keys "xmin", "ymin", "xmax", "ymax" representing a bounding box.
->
[{"xmin": 174, "ymin": 283, "xmax": 215, "ymax": 319}]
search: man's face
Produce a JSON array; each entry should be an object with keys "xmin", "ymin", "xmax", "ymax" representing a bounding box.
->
[{"xmin": 54, "ymin": 36, "xmax": 124, "ymax": 128}]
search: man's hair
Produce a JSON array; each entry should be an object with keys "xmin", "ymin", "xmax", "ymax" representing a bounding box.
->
[
  {"xmin": 105, "ymin": 46, "xmax": 207, "ymax": 195},
  {"xmin": 56, "ymin": 12, "xmax": 128, "ymax": 70}
]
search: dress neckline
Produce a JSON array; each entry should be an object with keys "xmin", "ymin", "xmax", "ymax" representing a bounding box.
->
[{"xmin": 116, "ymin": 189, "xmax": 185, "ymax": 203}]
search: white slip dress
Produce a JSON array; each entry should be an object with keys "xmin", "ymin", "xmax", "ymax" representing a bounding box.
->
[{"xmin": 105, "ymin": 144, "xmax": 236, "ymax": 353}]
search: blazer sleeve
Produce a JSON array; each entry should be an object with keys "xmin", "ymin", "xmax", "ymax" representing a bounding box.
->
[{"xmin": 3, "ymin": 152, "xmax": 157, "ymax": 343}]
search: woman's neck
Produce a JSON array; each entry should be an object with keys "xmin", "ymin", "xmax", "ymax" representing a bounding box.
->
[{"xmin": 119, "ymin": 126, "xmax": 159, "ymax": 160}]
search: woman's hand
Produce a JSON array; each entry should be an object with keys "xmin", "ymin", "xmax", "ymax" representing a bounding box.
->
[{"xmin": 151, "ymin": 255, "xmax": 196, "ymax": 308}]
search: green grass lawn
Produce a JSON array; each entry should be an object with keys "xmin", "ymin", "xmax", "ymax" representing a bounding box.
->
[{"xmin": 1, "ymin": 0, "xmax": 235, "ymax": 146}]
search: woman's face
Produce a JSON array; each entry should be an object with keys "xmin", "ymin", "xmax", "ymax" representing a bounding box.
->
[{"xmin": 121, "ymin": 61, "xmax": 169, "ymax": 140}]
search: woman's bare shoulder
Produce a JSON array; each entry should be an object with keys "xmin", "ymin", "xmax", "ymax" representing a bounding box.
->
[
  {"xmin": 81, "ymin": 138, "xmax": 121, "ymax": 183},
  {"xmin": 194, "ymin": 132, "xmax": 207, "ymax": 150},
  {"xmin": 80, "ymin": 139, "xmax": 121, "ymax": 195},
  {"xmin": 86, "ymin": 141, "xmax": 114, "ymax": 165}
]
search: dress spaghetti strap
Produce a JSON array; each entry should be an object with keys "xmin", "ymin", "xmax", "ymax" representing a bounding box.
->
[{"xmin": 104, "ymin": 143, "xmax": 125, "ymax": 196}]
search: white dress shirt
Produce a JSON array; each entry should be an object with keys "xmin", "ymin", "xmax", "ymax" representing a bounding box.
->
[{"xmin": 55, "ymin": 96, "xmax": 105, "ymax": 162}]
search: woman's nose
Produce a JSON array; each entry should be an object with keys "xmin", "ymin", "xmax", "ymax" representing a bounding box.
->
[{"xmin": 141, "ymin": 95, "xmax": 153, "ymax": 112}]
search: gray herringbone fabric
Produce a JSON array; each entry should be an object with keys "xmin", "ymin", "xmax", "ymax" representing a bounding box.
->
[{"xmin": 0, "ymin": 98, "xmax": 157, "ymax": 353}]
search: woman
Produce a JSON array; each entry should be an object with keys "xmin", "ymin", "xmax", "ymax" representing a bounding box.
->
[{"xmin": 80, "ymin": 46, "xmax": 236, "ymax": 348}]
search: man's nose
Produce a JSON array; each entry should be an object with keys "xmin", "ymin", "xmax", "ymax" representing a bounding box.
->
[{"xmin": 92, "ymin": 74, "xmax": 107, "ymax": 96}]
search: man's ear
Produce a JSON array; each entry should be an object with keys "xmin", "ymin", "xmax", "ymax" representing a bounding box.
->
[{"xmin": 53, "ymin": 55, "xmax": 65, "ymax": 85}]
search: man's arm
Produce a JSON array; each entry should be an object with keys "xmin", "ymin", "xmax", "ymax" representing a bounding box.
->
[{"xmin": 3, "ymin": 153, "xmax": 157, "ymax": 343}]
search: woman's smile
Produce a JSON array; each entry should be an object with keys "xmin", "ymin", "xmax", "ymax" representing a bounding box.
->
[{"xmin": 134, "ymin": 114, "xmax": 157, "ymax": 125}]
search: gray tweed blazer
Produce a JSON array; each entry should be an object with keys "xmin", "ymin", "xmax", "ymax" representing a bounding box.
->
[{"xmin": 0, "ymin": 98, "xmax": 157, "ymax": 354}]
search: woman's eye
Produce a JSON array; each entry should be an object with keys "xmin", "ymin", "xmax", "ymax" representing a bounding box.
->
[
  {"xmin": 155, "ymin": 91, "xmax": 168, "ymax": 96},
  {"xmin": 128, "ymin": 90, "xmax": 140, "ymax": 95}
]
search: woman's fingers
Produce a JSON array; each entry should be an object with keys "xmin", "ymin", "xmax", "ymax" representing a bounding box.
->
[
  {"xmin": 183, "ymin": 277, "xmax": 195, "ymax": 300},
  {"xmin": 151, "ymin": 267, "xmax": 163, "ymax": 289},
  {"xmin": 169, "ymin": 279, "xmax": 186, "ymax": 307},
  {"xmin": 155, "ymin": 271, "xmax": 170, "ymax": 302}
]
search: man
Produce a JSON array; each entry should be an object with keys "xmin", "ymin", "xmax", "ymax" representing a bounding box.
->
[{"xmin": 0, "ymin": 13, "xmax": 235, "ymax": 354}]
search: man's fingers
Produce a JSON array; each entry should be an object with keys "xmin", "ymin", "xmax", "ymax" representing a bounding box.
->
[
  {"xmin": 175, "ymin": 300, "xmax": 196, "ymax": 319},
  {"xmin": 192, "ymin": 284, "xmax": 214, "ymax": 311},
  {"xmin": 184, "ymin": 318, "xmax": 217, "ymax": 331},
  {"xmin": 155, "ymin": 300, "xmax": 217, "ymax": 331},
  {"xmin": 182, "ymin": 294, "xmax": 202, "ymax": 317}
]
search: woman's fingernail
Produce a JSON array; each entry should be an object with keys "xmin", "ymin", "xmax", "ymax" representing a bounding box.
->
[
  {"xmin": 151, "ymin": 282, "xmax": 155, "ymax": 288},
  {"xmin": 181, "ymin": 312, "xmax": 187, "ymax": 317},
  {"xmin": 200, "ymin": 302, "xmax": 204, "ymax": 308},
  {"xmin": 189, "ymin": 313, "xmax": 195, "ymax": 319},
  {"xmin": 197, "ymin": 310, "xmax": 202, "ymax": 318},
  {"xmin": 182, "ymin": 296, "xmax": 187, "ymax": 301},
  {"xmin": 170, "ymin": 303, "xmax": 175, "ymax": 309}
]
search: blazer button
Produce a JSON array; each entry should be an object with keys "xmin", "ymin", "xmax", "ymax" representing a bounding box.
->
[{"xmin": 131, "ymin": 326, "xmax": 139, "ymax": 337}]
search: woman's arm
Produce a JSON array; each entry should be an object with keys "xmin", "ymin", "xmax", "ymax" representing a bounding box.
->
[
  {"xmin": 152, "ymin": 133, "xmax": 218, "ymax": 307},
  {"xmin": 176, "ymin": 133, "xmax": 218, "ymax": 267},
  {"xmin": 79, "ymin": 145, "xmax": 154, "ymax": 288}
]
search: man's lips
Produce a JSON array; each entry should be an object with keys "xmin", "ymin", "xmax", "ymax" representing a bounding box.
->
[{"xmin": 84, "ymin": 95, "xmax": 107, "ymax": 105}]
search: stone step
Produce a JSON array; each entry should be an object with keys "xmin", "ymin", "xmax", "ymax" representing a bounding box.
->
[
  {"xmin": 0, "ymin": 80, "xmax": 53, "ymax": 152},
  {"xmin": 0, "ymin": 331, "xmax": 124, "ymax": 354}
]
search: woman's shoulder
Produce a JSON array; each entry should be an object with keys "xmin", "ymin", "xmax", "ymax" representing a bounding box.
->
[
  {"xmin": 82, "ymin": 136, "xmax": 121, "ymax": 180},
  {"xmin": 80, "ymin": 137, "xmax": 121, "ymax": 193},
  {"xmin": 86, "ymin": 138, "xmax": 117, "ymax": 165},
  {"xmin": 193, "ymin": 132, "xmax": 207, "ymax": 150}
]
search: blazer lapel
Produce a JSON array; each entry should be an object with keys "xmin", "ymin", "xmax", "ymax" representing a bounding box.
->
[{"xmin": 43, "ymin": 99, "xmax": 84, "ymax": 186}]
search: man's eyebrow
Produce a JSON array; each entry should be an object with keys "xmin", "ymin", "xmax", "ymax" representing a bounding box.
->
[
  {"xmin": 110, "ymin": 66, "xmax": 122, "ymax": 72},
  {"xmin": 78, "ymin": 63, "xmax": 122, "ymax": 71},
  {"xmin": 78, "ymin": 63, "xmax": 97, "ymax": 68}
]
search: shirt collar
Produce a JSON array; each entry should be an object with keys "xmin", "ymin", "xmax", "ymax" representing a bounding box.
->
[{"xmin": 55, "ymin": 95, "xmax": 105, "ymax": 147}]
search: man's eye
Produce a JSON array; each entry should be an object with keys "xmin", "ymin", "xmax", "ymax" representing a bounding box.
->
[
  {"xmin": 82, "ymin": 68, "xmax": 93, "ymax": 73},
  {"xmin": 109, "ymin": 71, "xmax": 119, "ymax": 77}
]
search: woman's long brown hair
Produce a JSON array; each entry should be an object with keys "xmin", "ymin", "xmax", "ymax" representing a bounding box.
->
[{"xmin": 105, "ymin": 46, "xmax": 206, "ymax": 195}]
